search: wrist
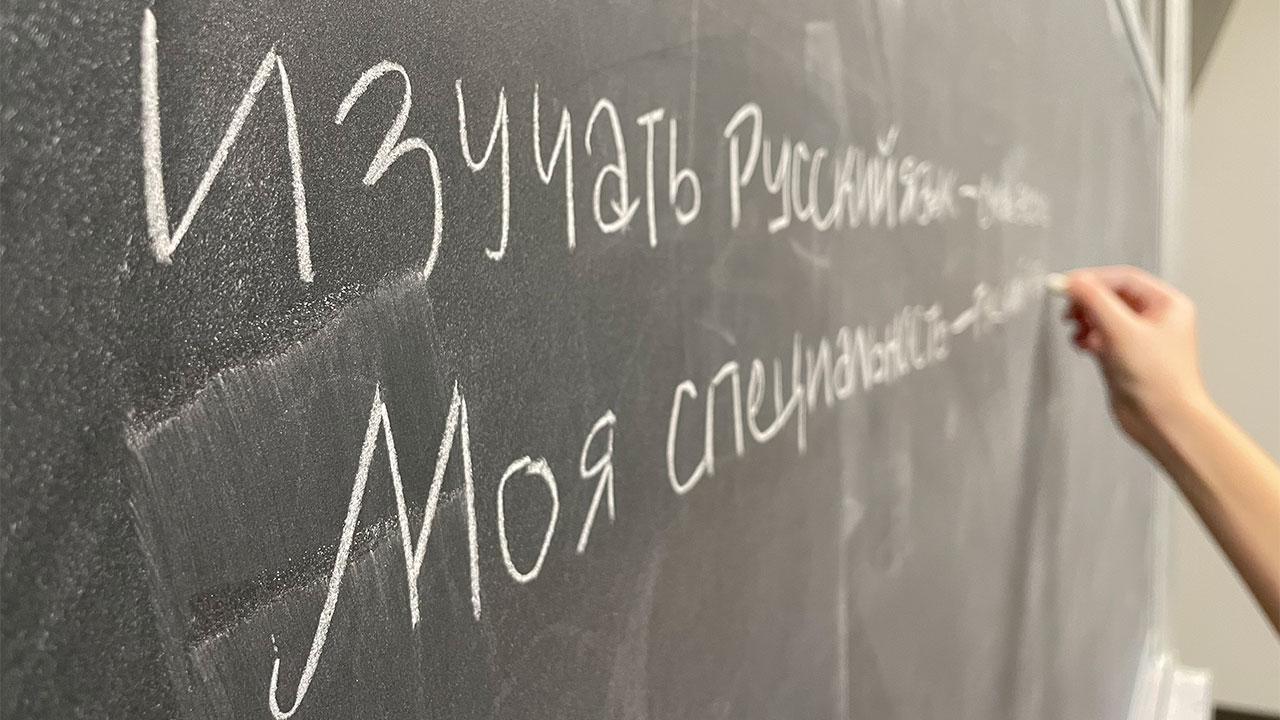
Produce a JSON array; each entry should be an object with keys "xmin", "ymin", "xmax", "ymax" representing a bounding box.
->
[
  {"xmin": 1141, "ymin": 384, "xmax": 1224, "ymax": 484},
  {"xmin": 1149, "ymin": 384, "xmax": 1218, "ymax": 437}
]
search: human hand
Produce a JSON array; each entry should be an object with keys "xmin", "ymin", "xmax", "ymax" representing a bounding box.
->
[{"xmin": 1063, "ymin": 266, "xmax": 1209, "ymax": 451}]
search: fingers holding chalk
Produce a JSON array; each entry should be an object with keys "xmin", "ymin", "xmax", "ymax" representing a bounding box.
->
[{"xmin": 1047, "ymin": 271, "xmax": 1102, "ymax": 352}]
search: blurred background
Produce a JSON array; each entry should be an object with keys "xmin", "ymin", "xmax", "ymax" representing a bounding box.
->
[{"xmin": 1142, "ymin": 0, "xmax": 1280, "ymax": 717}]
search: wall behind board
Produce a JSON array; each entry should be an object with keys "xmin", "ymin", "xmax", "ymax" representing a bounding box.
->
[
  {"xmin": 1171, "ymin": 0, "xmax": 1280, "ymax": 712},
  {"xmin": 2, "ymin": 1, "xmax": 1162, "ymax": 718}
]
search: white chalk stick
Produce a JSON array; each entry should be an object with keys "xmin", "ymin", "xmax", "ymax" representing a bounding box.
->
[{"xmin": 1045, "ymin": 272, "xmax": 1070, "ymax": 297}]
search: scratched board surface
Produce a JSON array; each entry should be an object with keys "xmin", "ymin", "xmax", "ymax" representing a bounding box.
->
[{"xmin": 2, "ymin": 0, "xmax": 1161, "ymax": 718}]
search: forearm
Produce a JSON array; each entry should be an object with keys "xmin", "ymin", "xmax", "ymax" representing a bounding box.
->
[{"xmin": 1147, "ymin": 393, "xmax": 1280, "ymax": 632}]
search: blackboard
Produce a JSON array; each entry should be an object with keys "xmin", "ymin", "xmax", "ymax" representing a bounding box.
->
[{"xmin": 2, "ymin": 0, "xmax": 1162, "ymax": 718}]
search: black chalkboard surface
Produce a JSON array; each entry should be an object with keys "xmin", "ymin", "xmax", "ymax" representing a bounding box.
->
[{"xmin": 2, "ymin": 1, "xmax": 1161, "ymax": 718}]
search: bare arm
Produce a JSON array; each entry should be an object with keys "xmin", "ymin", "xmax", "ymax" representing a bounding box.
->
[{"xmin": 1064, "ymin": 266, "xmax": 1280, "ymax": 633}]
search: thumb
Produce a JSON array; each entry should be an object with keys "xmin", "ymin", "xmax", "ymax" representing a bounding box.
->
[{"xmin": 1068, "ymin": 271, "xmax": 1138, "ymax": 342}]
